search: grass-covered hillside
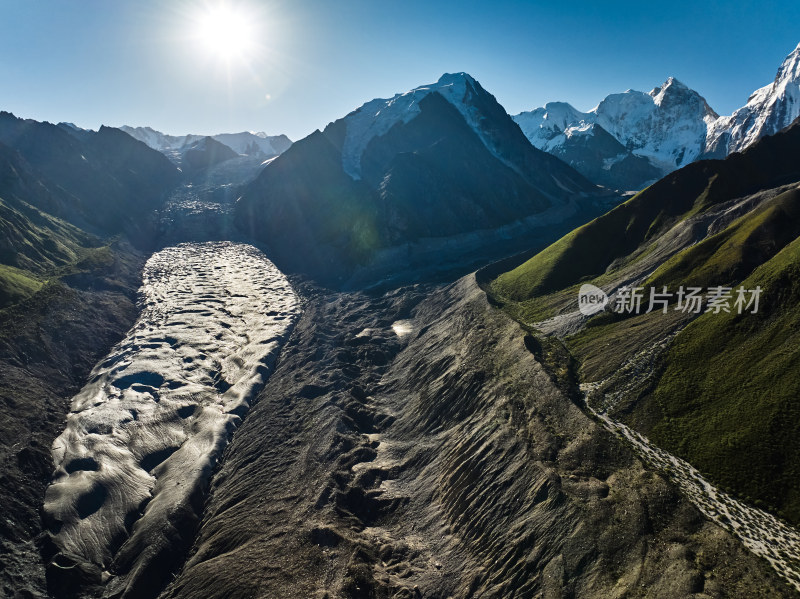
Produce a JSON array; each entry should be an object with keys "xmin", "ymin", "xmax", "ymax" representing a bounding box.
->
[
  {"xmin": 490, "ymin": 117, "xmax": 800, "ymax": 525},
  {"xmin": 494, "ymin": 118, "xmax": 800, "ymax": 306},
  {"xmin": 650, "ymin": 233, "xmax": 800, "ymax": 522},
  {"xmin": 0, "ymin": 195, "xmax": 112, "ymax": 309}
]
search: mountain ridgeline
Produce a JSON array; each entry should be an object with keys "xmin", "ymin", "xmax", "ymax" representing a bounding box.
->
[
  {"xmin": 235, "ymin": 73, "xmax": 604, "ymax": 284},
  {"xmin": 180, "ymin": 136, "xmax": 239, "ymax": 172},
  {"xmin": 0, "ymin": 112, "xmax": 180, "ymax": 240},
  {"xmin": 119, "ymin": 125, "xmax": 293, "ymax": 163},
  {"xmin": 0, "ymin": 111, "xmax": 184, "ymax": 312}
]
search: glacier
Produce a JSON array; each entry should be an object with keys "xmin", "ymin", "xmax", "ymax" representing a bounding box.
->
[{"xmin": 43, "ymin": 242, "xmax": 300, "ymax": 591}]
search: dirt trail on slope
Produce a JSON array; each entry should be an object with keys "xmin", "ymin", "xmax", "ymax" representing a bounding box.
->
[{"xmin": 584, "ymin": 381, "xmax": 800, "ymax": 593}]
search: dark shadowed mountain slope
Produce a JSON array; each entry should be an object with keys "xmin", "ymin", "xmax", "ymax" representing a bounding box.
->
[
  {"xmin": 0, "ymin": 240, "xmax": 144, "ymax": 597},
  {"xmin": 180, "ymin": 136, "xmax": 239, "ymax": 172},
  {"xmin": 0, "ymin": 112, "xmax": 180, "ymax": 238},
  {"xmin": 0, "ymin": 139, "xmax": 127, "ymax": 309},
  {"xmin": 544, "ymin": 122, "xmax": 663, "ymax": 190},
  {"xmin": 235, "ymin": 73, "xmax": 605, "ymax": 285},
  {"xmin": 0, "ymin": 140, "xmax": 77, "ymax": 221},
  {"xmin": 0, "ymin": 123, "xmax": 157, "ymax": 592}
]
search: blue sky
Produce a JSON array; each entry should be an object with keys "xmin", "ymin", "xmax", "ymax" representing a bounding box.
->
[{"xmin": 1, "ymin": 0, "xmax": 798, "ymax": 141}]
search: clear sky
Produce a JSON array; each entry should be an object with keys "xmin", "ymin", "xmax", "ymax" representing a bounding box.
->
[{"xmin": 1, "ymin": 0, "xmax": 798, "ymax": 142}]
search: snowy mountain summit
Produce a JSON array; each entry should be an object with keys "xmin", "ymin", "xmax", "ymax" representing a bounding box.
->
[
  {"xmin": 515, "ymin": 43, "xmax": 800, "ymax": 190},
  {"xmin": 514, "ymin": 77, "xmax": 717, "ymax": 189},
  {"xmin": 705, "ymin": 42, "xmax": 800, "ymax": 156},
  {"xmin": 120, "ymin": 126, "xmax": 292, "ymax": 164},
  {"xmin": 340, "ymin": 72, "xmax": 505, "ymax": 180},
  {"xmin": 595, "ymin": 77, "xmax": 718, "ymax": 171}
]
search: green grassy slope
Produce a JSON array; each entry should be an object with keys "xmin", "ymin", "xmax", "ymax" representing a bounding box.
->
[
  {"xmin": 563, "ymin": 187, "xmax": 800, "ymax": 382},
  {"xmin": 0, "ymin": 264, "xmax": 42, "ymax": 307},
  {"xmin": 0, "ymin": 196, "xmax": 93, "ymax": 271},
  {"xmin": 646, "ymin": 188, "xmax": 800, "ymax": 290},
  {"xmin": 494, "ymin": 120, "xmax": 800, "ymax": 302},
  {"xmin": 649, "ymin": 235, "xmax": 800, "ymax": 523},
  {"xmin": 492, "ymin": 119, "xmax": 800, "ymax": 526},
  {"xmin": 0, "ymin": 195, "xmax": 109, "ymax": 309}
]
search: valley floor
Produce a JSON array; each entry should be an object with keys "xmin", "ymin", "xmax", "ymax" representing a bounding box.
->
[
  {"xmin": 2, "ymin": 251, "xmax": 797, "ymax": 598},
  {"xmin": 159, "ymin": 275, "xmax": 795, "ymax": 598}
]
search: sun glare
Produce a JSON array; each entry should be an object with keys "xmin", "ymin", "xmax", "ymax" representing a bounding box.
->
[{"xmin": 194, "ymin": 3, "xmax": 256, "ymax": 61}]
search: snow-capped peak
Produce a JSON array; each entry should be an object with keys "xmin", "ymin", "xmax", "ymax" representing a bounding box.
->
[
  {"xmin": 513, "ymin": 42, "xmax": 800, "ymax": 190},
  {"xmin": 513, "ymin": 102, "xmax": 597, "ymax": 153},
  {"xmin": 540, "ymin": 102, "xmax": 591, "ymax": 131},
  {"xmin": 119, "ymin": 126, "xmax": 205, "ymax": 152},
  {"xmin": 436, "ymin": 71, "xmax": 477, "ymax": 86},
  {"xmin": 339, "ymin": 72, "xmax": 498, "ymax": 180},
  {"xmin": 119, "ymin": 126, "xmax": 292, "ymax": 160},
  {"xmin": 774, "ymin": 42, "xmax": 800, "ymax": 86},
  {"xmin": 649, "ymin": 76, "xmax": 687, "ymax": 97},
  {"xmin": 585, "ymin": 78, "xmax": 715, "ymax": 170},
  {"xmin": 514, "ymin": 76, "xmax": 718, "ymax": 181},
  {"xmin": 705, "ymin": 42, "xmax": 800, "ymax": 155},
  {"xmin": 647, "ymin": 77, "xmax": 719, "ymax": 124},
  {"xmin": 213, "ymin": 132, "xmax": 292, "ymax": 157},
  {"xmin": 650, "ymin": 77, "xmax": 695, "ymax": 106}
]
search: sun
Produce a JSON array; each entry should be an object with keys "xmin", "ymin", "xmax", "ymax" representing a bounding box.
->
[{"xmin": 194, "ymin": 3, "xmax": 256, "ymax": 61}]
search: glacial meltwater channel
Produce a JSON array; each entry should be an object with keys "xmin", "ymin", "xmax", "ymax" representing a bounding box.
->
[{"xmin": 43, "ymin": 242, "xmax": 300, "ymax": 594}]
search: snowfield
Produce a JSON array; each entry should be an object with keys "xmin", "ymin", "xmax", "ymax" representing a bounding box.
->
[{"xmin": 44, "ymin": 242, "xmax": 300, "ymax": 578}]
